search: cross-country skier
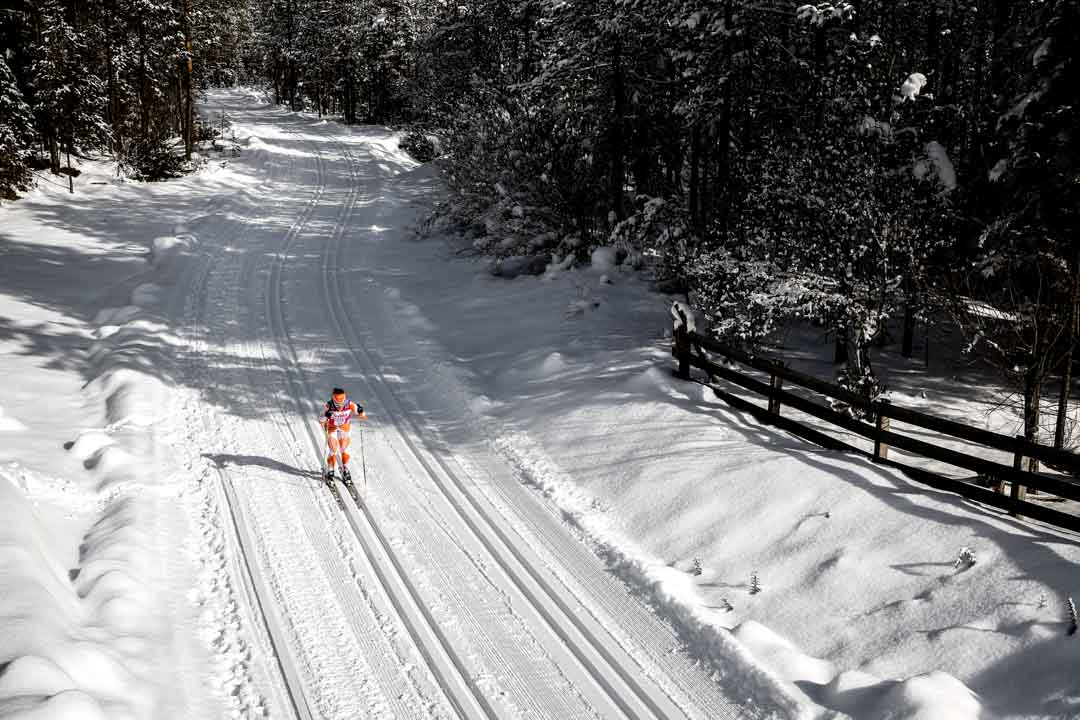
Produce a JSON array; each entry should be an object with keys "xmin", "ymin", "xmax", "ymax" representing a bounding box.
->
[{"xmin": 320, "ymin": 387, "xmax": 367, "ymax": 484}]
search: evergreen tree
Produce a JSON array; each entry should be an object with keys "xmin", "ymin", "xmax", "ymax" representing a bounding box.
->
[
  {"xmin": 0, "ymin": 53, "xmax": 35, "ymax": 199},
  {"xmin": 957, "ymin": 0, "xmax": 1080, "ymax": 451},
  {"xmin": 29, "ymin": 0, "xmax": 108, "ymax": 171}
]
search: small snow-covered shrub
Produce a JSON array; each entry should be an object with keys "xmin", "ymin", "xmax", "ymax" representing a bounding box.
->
[
  {"xmin": 490, "ymin": 254, "xmax": 549, "ymax": 279},
  {"xmin": 834, "ymin": 365, "xmax": 885, "ymax": 419},
  {"xmin": 749, "ymin": 571, "xmax": 761, "ymax": 595},
  {"xmin": 401, "ymin": 129, "xmax": 438, "ymax": 162},
  {"xmin": 121, "ymin": 135, "xmax": 183, "ymax": 181},
  {"xmin": 608, "ymin": 195, "xmax": 696, "ymax": 288},
  {"xmin": 954, "ymin": 547, "xmax": 977, "ymax": 570},
  {"xmin": 690, "ymin": 558, "xmax": 702, "ymax": 576},
  {"xmin": 195, "ymin": 119, "xmax": 220, "ymax": 142}
]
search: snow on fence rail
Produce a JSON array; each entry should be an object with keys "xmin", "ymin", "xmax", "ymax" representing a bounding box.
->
[{"xmin": 671, "ymin": 313, "xmax": 1080, "ymax": 534}]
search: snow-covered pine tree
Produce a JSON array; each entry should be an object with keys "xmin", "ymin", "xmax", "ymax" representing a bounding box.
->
[
  {"xmin": 29, "ymin": 0, "xmax": 108, "ymax": 172},
  {"xmin": 111, "ymin": 0, "xmax": 189, "ymax": 178},
  {"xmin": 0, "ymin": 53, "xmax": 35, "ymax": 200},
  {"xmin": 954, "ymin": 0, "xmax": 1080, "ymax": 457}
]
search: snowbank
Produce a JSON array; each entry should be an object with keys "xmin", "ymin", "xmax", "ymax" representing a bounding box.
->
[
  {"xmin": 356, "ymin": 207, "xmax": 1080, "ymax": 717},
  {"xmin": 0, "ymin": 101, "xmax": 276, "ymax": 717},
  {"xmin": 0, "ymin": 273, "xmax": 180, "ymax": 718}
]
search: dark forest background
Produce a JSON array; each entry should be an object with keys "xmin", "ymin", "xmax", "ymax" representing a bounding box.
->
[{"xmin": 1, "ymin": 0, "xmax": 1078, "ymax": 447}]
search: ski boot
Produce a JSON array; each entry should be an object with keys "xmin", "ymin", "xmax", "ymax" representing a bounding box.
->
[
  {"xmin": 340, "ymin": 467, "xmax": 353, "ymax": 487},
  {"xmin": 324, "ymin": 468, "xmax": 336, "ymax": 483}
]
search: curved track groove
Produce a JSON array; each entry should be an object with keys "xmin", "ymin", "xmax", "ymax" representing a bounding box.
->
[
  {"xmin": 180, "ymin": 133, "xmax": 312, "ymax": 720},
  {"xmin": 215, "ymin": 464, "xmax": 317, "ymax": 720},
  {"xmin": 183, "ymin": 98, "xmax": 757, "ymax": 720},
  {"xmin": 312, "ymin": 136, "xmax": 690, "ymax": 720},
  {"xmin": 187, "ymin": 118, "xmax": 459, "ymax": 720},
  {"xmin": 254, "ymin": 130, "xmax": 495, "ymax": 720}
]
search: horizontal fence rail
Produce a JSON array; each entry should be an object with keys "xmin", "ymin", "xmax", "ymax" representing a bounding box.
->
[{"xmin": 671, "ymin": 315, "xmax": 1080, "ymax": 534}]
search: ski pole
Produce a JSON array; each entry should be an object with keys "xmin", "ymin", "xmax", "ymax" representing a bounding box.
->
[{"xmin": 359, "ymin": 424, "xmax": 368, "ymax": 489}]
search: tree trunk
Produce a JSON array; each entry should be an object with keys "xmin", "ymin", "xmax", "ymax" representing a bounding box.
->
[
  {"xmin": 834, "ymin": 329, "xmax": 848, "ymax": 365},
  {"xmin": 688, "ymin": 124, "xmax": 701, "ymax": 227},
  {"xmin": 714, "ymin": 0, "xmax": 734, "ymax": 238},
  {"xmin": 1055, "ymin": 249, "xmax": 1080, "ymax": 448},
  {"xmin": 846, "ymin": 330, "xmax": 866, "ymax": 382},
  {"xmin": 699, "ymin": 126, "xmax": 713, "ymax": 228},
  {"xmin": 182, "ymin": 0, "xmax": 194, "ymax": 160},
  {"xmin": 105, "ymin": 0, "xmax": 120, "ymax": 152},
  {"xmin": 138, "ymin": 21, "xmax": 149, "ymax": 137},
  {"xmin": 902, "ymin": 291, "xmax": 916, "ymax": 358},
  {"xmin": 47, "ymin": 129, "xmax": 60, "ymax": 173},
  {"xmin": 608, "ymin": 26, "xmax": 626, "ymax": 222},
  {"xmin": 1024, "ymin": 369, "xmax": 1042, "ymax": 474}
]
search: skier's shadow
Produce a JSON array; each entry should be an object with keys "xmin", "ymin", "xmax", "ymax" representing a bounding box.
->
[{"xmin": 202, "ymin": 453, "xmax": 323, "ymax": 481}]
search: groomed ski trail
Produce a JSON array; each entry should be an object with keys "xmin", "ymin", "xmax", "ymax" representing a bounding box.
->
[{"xmin": 174, "ymin": 90, "xmax": 794, "ymax": 720}]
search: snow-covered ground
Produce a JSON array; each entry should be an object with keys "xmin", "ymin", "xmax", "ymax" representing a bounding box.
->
[{"xmin": 2, "ymin": 89, "xmax": 1079, "ymax": 720}]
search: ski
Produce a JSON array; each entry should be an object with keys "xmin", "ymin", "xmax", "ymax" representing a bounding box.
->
[
  {"xmin": 324, "ymin": 471, "xmax": 347, "ymax": 510},
  {"xmin": 341, "ymin": 468, "xmax": 364, "ymax": 507}
]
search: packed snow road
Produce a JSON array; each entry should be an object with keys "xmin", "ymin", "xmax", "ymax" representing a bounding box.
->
[{"xmin": 170, "ymin": 91, "xmax": 766, "ymax": 720}]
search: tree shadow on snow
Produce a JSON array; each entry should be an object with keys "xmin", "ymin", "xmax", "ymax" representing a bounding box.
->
[{"xmin": 657, "ymin": 372, "xmax": 1080, "ymax": 714}]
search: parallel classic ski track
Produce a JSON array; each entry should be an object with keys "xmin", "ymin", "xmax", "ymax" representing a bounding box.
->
[
  {"xmin": 184, "ymin": 130, "xmax": 315, "ymax": 720},
  {"xmin": 204, "ymin": 109, "xmax": 738, "ymax": 720},
  {"xmin": 215, "ymin": 133, "xmax": 442, "ymax": 720},
  {"xmin": 319, "ymin": 138, "xmax": 754, "ymax": 720},
  {"xmin": 312, "ymin": 138, "xmax": 688, "ymax": 719},
  {"xmin": 257, "ymin": 131, "xmax": 493, "ymax": 720},
  {"xmin": 216, "ymin": 464, "xmax": 317, "ymax": 720}
]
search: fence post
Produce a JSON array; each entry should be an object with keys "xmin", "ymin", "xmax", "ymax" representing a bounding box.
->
[
  {"xmin": 768, "ymin": 363, "xmax": 784, "ymax": 415},
  {"xmin": 1010, "ymin": 434, "xmax": 1027, "ymax": 515},
  {"xmin": 673, "ymin": 309, "xmax": 690, "ymax": 380},
  {"xmin": 68, "ymin": 175, "xmax": 73, "ymax": 194},
  {"xmin": 873, "ymin": 400, "xmax": 891, "ymax": 462}
]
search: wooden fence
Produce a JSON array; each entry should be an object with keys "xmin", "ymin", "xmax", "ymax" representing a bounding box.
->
[{"xmin": 672, "ymin": 315, "xmax": 1080, "ymax": 534}]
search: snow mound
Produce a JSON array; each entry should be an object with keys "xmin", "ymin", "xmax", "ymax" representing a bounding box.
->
[
  {"xmin": 2, "ymin": 269, "xmax": 190, "ymax": 717},
  {"xmin": 878, "ymin": 672, "xmax": 982, "ymax": 720},
  {"xmin": 0, "ymin": 655, "xmax": 76, "ymax": 698},
  {"xmin": 541, "ymin": 254, "xmax": 574, "ymax": 282},
  {"xmin": 539, "ymin": 351, "xmax": 568, "ymax": 377},
  {"xmin": 623, "ymin": 365, "xmax": 673, "ymax": 395},
  {"xmin": 85, "ymin": 368, "xmax": 168, "ymax": 431},
  {"xmin": 590, "ymin": 246, "xmax": 618, "ymax": 273},
  {"xmin": 0, "ymin": 474, "xmax": 114, "ymax": 719},
  {"xmin": 733, "ymin": 621, "xmax": 834, "ymax": 684},
  {"xmin": 492, "ymin": 433, "xmax": 817, "ymax": 718},
  {"xmin": 491, "ymin": 255, "xmax": 549, "ymax": 279},
  {"xmin": 733, "ymin": 620, "xmax": 985, "ymax": 719},
  {"xmin": 92, "ymin": 306, "xmax": 140, "ymax": 326},
  {"xmin": 130, "ymin": 283, "xmax": 163, "ymax": 307},
  {"xmin": 66, "ymin": 430, "xmax": 116, "ymax": 462},
  {"xmin": 2, "ymin": 690, "xmax": 110, "ymax": 720},
  {"xmin": 149, "ymin": 233, "xmax": 197, "ymax": 266},
  {"xmin": 0, "ymin": 405, "xmax": 26, "ymax": 432}
]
